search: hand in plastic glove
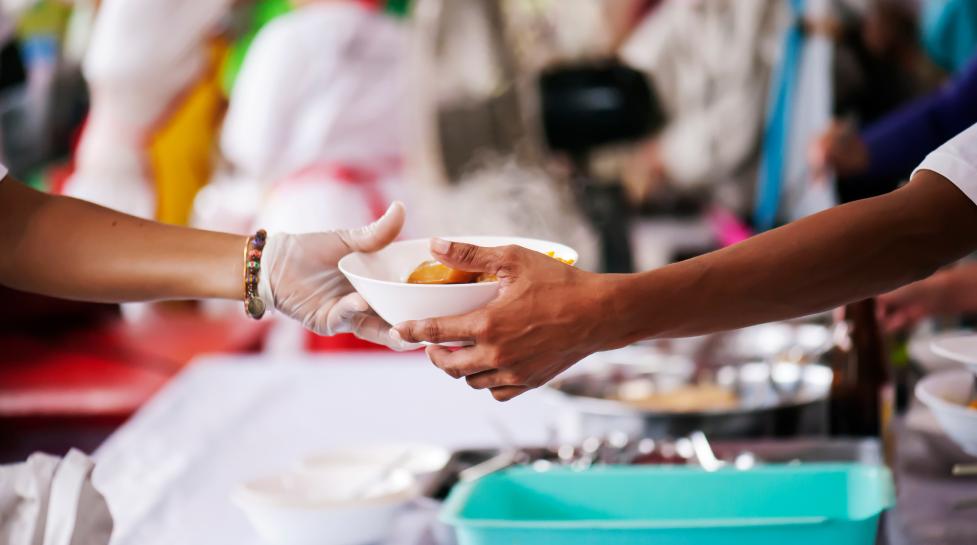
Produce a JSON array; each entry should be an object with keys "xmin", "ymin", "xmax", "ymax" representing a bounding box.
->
[{"xmin": 258, "ymin": 202, "xmax": 416, "ymax": 350}]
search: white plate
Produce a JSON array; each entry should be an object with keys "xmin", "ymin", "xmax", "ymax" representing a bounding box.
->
[
  {"xmin": 929, "ymin": 334, "xmax": 977, "ymax": 375},
  {"xmin": 911, "ymin": 329, "xmax": 975, "ymax": 373},
  {"xmin": 300, "ymin": 443, "xmax": 450, "ymax": 490}
]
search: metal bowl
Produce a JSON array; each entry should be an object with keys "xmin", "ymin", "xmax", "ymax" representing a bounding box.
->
[
  {"xmin": 548, "ymin": 340, "xmax": 834, "ymax": 440},
  {"xmin": 634, "ymin": 321, "xmax": 836, "ymax": 368}
]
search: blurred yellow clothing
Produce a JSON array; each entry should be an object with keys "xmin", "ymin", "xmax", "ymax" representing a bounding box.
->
[{"xmin": 146, "ymin": 42, "xmax": 228, "ymax": 225}]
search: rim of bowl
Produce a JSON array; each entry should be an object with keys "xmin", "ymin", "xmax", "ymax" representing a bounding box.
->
[
  {"xmin": 338, "ymin": 236, "xmax": 578, "ymax": 288},
  {"xmin": 929, "ymin": 334, "xmax": 977, "ymax": 367},
  {"xmin": 916, "ymin": 370, "xmax": 977, "ymax": 418},
  {"xmin": 234, "ymin": 469, "xmax": 419, "ymax": 510},
  {"xmin": 302, "ymin": 443, "xmax": 451, "ymax": 474}
]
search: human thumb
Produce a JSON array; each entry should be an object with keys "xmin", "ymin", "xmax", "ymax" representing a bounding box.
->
[
  {"xmin": 429, "ymin": 238, "xmax": 505, "ymax": 273},
  {"xmin": 340, "ymin": 201, "xmax": 405, "ymax": 252}
]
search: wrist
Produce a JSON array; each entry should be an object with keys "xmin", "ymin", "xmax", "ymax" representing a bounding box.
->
[
  {"xmin": 592, "ymin": 271, "xmax": 666, "ymax": 349},
  {"xmin": 194, "ymin": 232, "xmax": 249, "ymax": 301}
]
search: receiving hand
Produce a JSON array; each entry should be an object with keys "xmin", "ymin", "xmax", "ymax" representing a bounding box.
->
[
  {"xmin": 395, "ymin": 240, "xmax": 620, "ymax": 401},
  {"xmin": 259, "ymin": 202, "xmax": 416, "ymax": 350}
]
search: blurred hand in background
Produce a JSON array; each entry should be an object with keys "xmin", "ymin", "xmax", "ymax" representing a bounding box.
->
[
  {"xmin": 622, "ymin": 137, "xmax": 668, "ymax": 204},
  {"xmin": 809, "ymin": 119, "xmax": 870, "ymax": 180},
  {"xmin": 877, "ymin": 262, "xmax": 977, "ymax": 332}
]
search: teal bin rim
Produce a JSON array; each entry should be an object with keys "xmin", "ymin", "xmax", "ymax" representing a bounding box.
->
[{"xmin": 440, "ymin": 463, "xmax": 895, "ymax": 530}]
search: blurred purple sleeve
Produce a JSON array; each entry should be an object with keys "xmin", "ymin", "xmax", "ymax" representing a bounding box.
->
[{"xmin": 859, "ymin": 57, "xmax": 977, "ymax": 184}]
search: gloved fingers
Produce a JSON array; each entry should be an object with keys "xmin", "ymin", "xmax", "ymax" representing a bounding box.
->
[
  {"xmin": 324, "ymin": 293, "xmax": 419, "ymax": 350},
  {"xmin": 351, "ymin": 312, "xmax": 422, "ymax": 352},
  {"xmin": 323, "ymin": 292, "xmax": 372, "ymax": 334},
  {"xmin": 339, "ymin": 201, "xmax": 405, "ymax": 253}
]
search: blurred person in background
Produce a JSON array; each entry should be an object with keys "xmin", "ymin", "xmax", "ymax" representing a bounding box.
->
[
  {"xmin": 60, "ymin": 0, "xmax": 235, "ymax": 225},
  {"xmin": 616, "ymin": 0, "xmax": 790, "ymax": 213},
  {"xmin": 192, "ymin": 0, "xmax": 408, "ymax": 237},
  {"xmin": 405, "ymin": 0, "xmax": 603, "ymax": 271},
  {"xmin": 812, "ymin": 53, "xmax": 977, "ymax": 201},
  {"xmin": 190, "ymin": 0, "xmax": 409, "ymax": 348},
  {"xmin": 0, "ymin": 164, "xmax": 412, "ymax": 350},
  {"xmin": 812, "ymin": 0, "xmax": 977, "ymax": 203},
  {"xmin": 831, "ymin": 0, "xmax": 943, "ymax": 130}
]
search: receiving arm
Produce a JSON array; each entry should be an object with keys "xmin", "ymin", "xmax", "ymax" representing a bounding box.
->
[
  {"xmin": 395, "ymin": 170, "xmax": 977, "ymax": 400},
  {"xmin": 618, "ymin": 171, "xmax": 977, "ymax": 340}
]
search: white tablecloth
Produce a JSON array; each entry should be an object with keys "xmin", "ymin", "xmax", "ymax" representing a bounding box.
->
[{"xmin": 92, "ymin": 352, "xmax": 557, "ymax": 545}]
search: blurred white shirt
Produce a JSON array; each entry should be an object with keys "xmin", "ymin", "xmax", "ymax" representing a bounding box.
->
[
  {"xmin": 194, "ymin": 2, "xmax": 408, "ymax": 236},
  {"xmin": 63, "ymin": 0, "xmax": 234, "ymax": 218},
  {"xmin": 914, "ymin": 122, "xmax": 977, "ymax": 206},
  {"xmin": 620, "ymin": 0, "xmax": 790, "ymax": 212}
]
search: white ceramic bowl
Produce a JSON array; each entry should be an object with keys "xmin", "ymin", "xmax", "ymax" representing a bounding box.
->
[
  {"xmin": 929, "ymin": 333, "xmax": 977, "ymax": 375},
  {"xmin": 233, "ymin": 467, "xmax": 418, "ymax": 545},
  {"xmin": 339, "ymin": 236, "xmax": 578, "ymax": 327},
  {"xmin": 916, "ymin": 369, "xmax": 977, "ymax": 456},
  {"xmin": 300, "ymin": 443, "xmax": 450, "ymax": 491},
  {"xmin": 910, "ymin": 329, "xmax": 975, "ymax": 373}
]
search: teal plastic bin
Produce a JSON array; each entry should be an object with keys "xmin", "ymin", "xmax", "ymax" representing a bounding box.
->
[{"xmin": 441, "ymin": 464, "xmax": 894, "ymax": 545}]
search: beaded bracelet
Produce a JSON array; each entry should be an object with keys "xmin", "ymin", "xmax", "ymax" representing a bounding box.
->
[{"xmin": 243, "ymin": 229, "xmax": 267, "ymax": 320}]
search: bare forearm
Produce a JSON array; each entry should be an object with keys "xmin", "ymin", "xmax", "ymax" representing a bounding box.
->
[
  {"xmin": 613, "ymin": 172, "xmax": 977, "ymax": 341},
  {"xmin": 0, "ymin": 179, "xmax": 245, "ymax": 302}
]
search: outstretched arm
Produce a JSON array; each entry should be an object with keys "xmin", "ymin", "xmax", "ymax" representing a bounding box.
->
[
  {"xmin": 621, "ymin": 171, "xmax": 977, "ymax": 340},
  {"xmin": 0, "ymin": 176, "xmax": 245, "ymax": 303},
  {"xmin": 0, "ymin": 176, "xmax": 414, "ymax": 350},
  {"xmin": 397, "ymin": 171, "xmax": 977, "ymax": 400}
]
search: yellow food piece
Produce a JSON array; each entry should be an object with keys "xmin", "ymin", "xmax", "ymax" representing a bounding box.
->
[
  {"xmin": 969, "ymin": 399, "xmax": 977, "ymax": 410},
  {"xmin": 546, "ymin": 251, "xmax": 576, "ymax": 266},
  {"xmin": 406, "ymin": 249, "xmax": 575, "ymax": 284},
  {"xmin": 407, "ymin": 260, "xmax": 479, "ymax": 284}
]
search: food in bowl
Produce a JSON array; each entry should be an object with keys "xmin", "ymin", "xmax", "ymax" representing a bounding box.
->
[
  {"xmin": 406, "ymin": 251, "xmax": 576, "ymax": 285},
  {"xmin": 617, "ymin": 383, "xmax": 740, "ymax": 412},
  {"xmin": 406, "ymin": 261, "xmax": 482, "ymax": 284}
]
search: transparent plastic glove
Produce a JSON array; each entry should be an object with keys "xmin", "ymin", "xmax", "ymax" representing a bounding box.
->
[{"xmin": 257, "ymin": 202, "xmax": 416, "ymax": 351}]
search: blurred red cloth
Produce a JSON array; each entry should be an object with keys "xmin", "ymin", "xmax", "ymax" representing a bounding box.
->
[
  {"xmin": 306, "ymin": 331, "xmax": 386, "ymax": 351},
  {"xmin": 0, "ymin": 333, "xmax": 167, "ymax": 418}
]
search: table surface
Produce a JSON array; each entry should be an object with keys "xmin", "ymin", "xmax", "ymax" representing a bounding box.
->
[
  {"xmin": 93, "ymin": 352, "xmax": 556, "ymax": 545},
  {"xmin": 92, "ymin": 351, "xmax": 977, "ymax": 545}
]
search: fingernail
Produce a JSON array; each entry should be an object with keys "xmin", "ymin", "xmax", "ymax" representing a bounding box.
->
[{"xmin": 431, "ymin": 238, "xmax": 451, "ymax": 254}]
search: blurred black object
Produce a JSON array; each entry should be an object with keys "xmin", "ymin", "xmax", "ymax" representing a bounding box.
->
[
  {"xmin": 540, "ymin": 62, "xmax": 665, "ymax": 272},
  {"xmin": 0, "ymin": 40, "xmax": 26, "ymax": 92},
  {"xmin": 541, "ymin": 63, "xmax": 663, "ymax": 155}
]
